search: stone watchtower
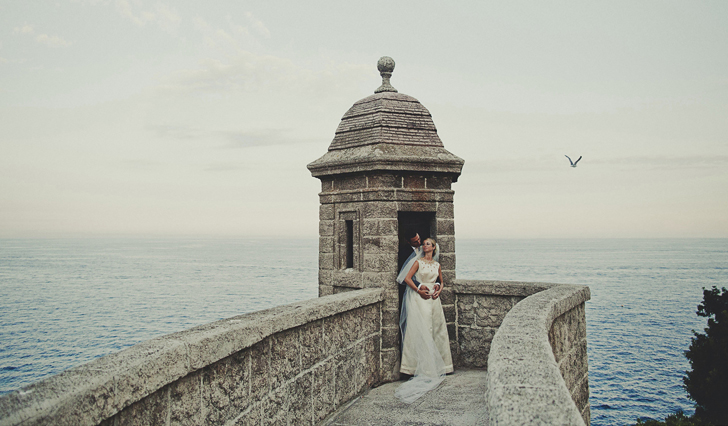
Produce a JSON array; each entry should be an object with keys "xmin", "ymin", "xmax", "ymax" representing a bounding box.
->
[{"xmin": 308, "ymin": 57, "xmax": 464, "ymax": 381}]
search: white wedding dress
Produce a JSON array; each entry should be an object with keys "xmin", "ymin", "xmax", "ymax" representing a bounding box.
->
[{"xmin": 396, "ymin": 258, "xmax": 454, "ymax": 403}]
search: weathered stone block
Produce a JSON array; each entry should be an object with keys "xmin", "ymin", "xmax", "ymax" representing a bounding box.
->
[
  {"xmin": 378, "ymin": 219, "xmax": 398, "ymax": 236},
  {"xmin": 318, "ymin": 285, "xmax": 333, "ymax": 297},
  {"xmin": 569, "ymin": 372, "xmax": 590, "ymax": 416},
  {"xmin": 442, "ymin": 270, "xmax": 456, "ymax": 284},
  {"xmin": 319, "ymin": 204, "xmax": 335, "ymax": 220},
  {"xmin": 335, "ymin": 202, "xmax": 360, "ymax": 212},
  {"xmin": 382, "ymin": 288, "xmax": 400, "ymax": 310},
  {"xmin": 403, "ymin": 175, "xmax": 425, "ymax": 189},
  {"xmin": 474, "ymin": 295, "xmax": 513, "ymax": 328},
  {"xmin": 349, "ymin": 343, "xmax": 369, "ymax": 396},
  {"xmin": 549, "ymin": 304, "xmax": 586, "ymax": 363},
  {"xmin": 312, "ymin": 362, "xmax": 335, "ymax": 423},
  {"xmin": 286, "ymin": 372, "xmax": 313, "ymax": 425},
  {"xmin": 442, "ymin": 304, "xmax": 456, "ymax": 323},
  {"xmin": 262, "ymin": 385, "xmax": 289, "ymax": 426},
  {"xmin": 319, "ymin": 236, "xmax": 334, "ymax": 253},
  {"xmin": 201, "ymin": 350, "xmax": 250, "ymax": 425},
  {"xmin": 358, "ymin": 304, "xmax": 380, "ymax": 339},
  {"xmin": 320, "ymin": 178, "xmax": 334, "ymax": 193},
  {"xmin": 362, "ymin": 202, "xmax": 397, "ymax": 219},
  {"xmin": 363, "ymin": 253, "xmax": 396, "ymax": 272},
  {"xmin": 169, "ymin": 373, "xmax": 201, "ymax": 425},
  {"xmin": 573, "ymin": 303, "xmax": 587, "ymax": 343},
  {"xmin": 300, "ymin": 320, "xmax": 324, "ymax": 370},
  {"xmin": 334, "ymin": 174, "xmax": 367, "ymax": 191},
  {"xmin": 364, "ymin": 336, "xmax": 381, "ymax": 387},
  {"xmin": 362, "ymin": 271, "xmax": 392, "ymax": 288},
  {"xmin": 361, "ymin": 190, "xmax": 397, "ymax": 202},
  {"xmin": 439, "ymin": 252, "xmax": 456, "ymax": 271},
  {"xmin": 381, "ymin": 308, "xmax": 399, "ymax": 327},
  {"xmin": 334, "ymin": 353, "xmax": 357, "ymax": 408},
  {"xmin": 436, "ymin": 202, "xmax": 454, "ymax": 218},
  {"xmin": 114, "ymin": 386, "xmax": 168, "ymax": 426},
  {"xmin": 332, "ymin": 270, "xmax": 362, "ymax": 288},
  {"xmin": 380, "ymin": 348, "xmax": 401, "ymax": 382},
  {"xmin": 457, "ymin": 294, "xmax": 475, "ymax": 326},
  {"xmin": 381, "ymin": 326, "xmax": 400, "ymax": 349},
  {"xmin": 457, "ymin": 327, "xmax": 490, "ymax": 369},
  {"xmin": 319, "ymin": 220, "xmax": 334, "ymax": 236},
  {"xmin": 367, "ymin": 173, "xmax": 399, "ymax": 189},
  {"xmin": 437, "ymin": 235, "xmax": 455, "ymax": 253},
  {"xmin": 233, "ymin": 402, "xmax": 264, "ymax": 426},
  {"xmin": 433, "ymin": 191, "xmax": 454, "ymax": 202},
  {"xmin": 363, "ymin": 217, "xmax": 397, "ymax": 237},
  {"xmin": 427, "ymin": 175, "xmax": 452, "ymax": 190},
  {"xmin": 249, "ymin": 339, "xmax": 269, "ymax": 402},
  {"xmin": 559, "ymin": 340, "xmax": 588, "ymax": 392},
  {"xmin": 439, "ymin": 287, "xmax": 454, "ymax": 305},
  {"xmin": 396, "ymin": 201, "xmax": 437, "ymax": 212},
  {"xmin": 361, "ymin": 219, "xmax": 378, "ymax": 236},
  {"xmin": 362, "ymin": 235, "xmax": 398, "ymax": 255},
  {"xmin": 450, "ymin": 340, "xmax": 460, "ymax": 367},
  {"xmin": 318, "ymin": 270, "xmax": 332, "ymax": 287},
  {"xmin": 319, "ymin": 253, "xmax": 334, "ymax": 271},
  {"xmin": 582, "ymin": 403, "xmax": 591, "ymax": 426},
  {"xmin": 330, "ymin": 192, "xmax": 363, "ymax": 203},
  {"xmin": 323, "ymin": 310, "xmax": 362, "ymax": 357},
  {"xmin": 319, "ymin": 194, "xmax": 335, "ymax": 204},
  {"xmin": 437, "ymin": 218, "xmax": 455, "ymax": 235},
  {"xmin": 323, "ymin": 314, "xmax": 346, "ymax": 358}
]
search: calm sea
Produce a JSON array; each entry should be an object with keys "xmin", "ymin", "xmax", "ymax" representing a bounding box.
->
[{"xmin": 1, "ymin": 238, "xmax": 725, "ymax": 425}]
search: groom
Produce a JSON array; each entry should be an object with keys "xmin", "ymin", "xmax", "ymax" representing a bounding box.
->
[{"xmin": 397, "ymin": 229, "xmax": 428, "ymax": 299}]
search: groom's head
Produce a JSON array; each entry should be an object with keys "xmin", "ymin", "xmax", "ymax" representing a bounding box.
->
[{"xmin": 404, "ymin": 229, "xmax": 421, "ymax": 248}]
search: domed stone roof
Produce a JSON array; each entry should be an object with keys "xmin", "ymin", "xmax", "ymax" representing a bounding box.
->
[
  {"xmin": 328, "ymin": 92, "xmax": 444, "ymax": 151},
  {"xmin": 308, "ymin": 57, "xmax": 463, "ymax": 179}
]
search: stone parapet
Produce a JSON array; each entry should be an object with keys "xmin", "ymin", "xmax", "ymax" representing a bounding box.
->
[
  {"xmin": 450, "ymin": 280, "xmax": 556, "ymax": 368},
  {"xmin": 486, "ymin": 284, "xmax": 591, "ymax": 426},
  {"xmin": 0, "ymin": 289, "xmax": 384, "ymax": 426}
]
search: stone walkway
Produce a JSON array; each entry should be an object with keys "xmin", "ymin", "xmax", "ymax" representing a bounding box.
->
[{"xmin": 322, "ymin": 369, "xmax": 489, "ymax": 426}]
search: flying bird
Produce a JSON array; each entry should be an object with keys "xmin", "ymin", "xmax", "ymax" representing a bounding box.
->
[{"xmin": 565, "ymin": 155, "xmax": 582, "ymax": 168}]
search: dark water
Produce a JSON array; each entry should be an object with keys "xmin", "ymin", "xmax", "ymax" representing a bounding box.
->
[{"xmin": 1, "ymin": 238, "xmax": 725, "ymax": 425}]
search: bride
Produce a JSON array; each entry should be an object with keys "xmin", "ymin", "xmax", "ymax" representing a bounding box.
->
[{"xmin": 396, "ymin": 237, "xmax": 454, "ymax": 403}]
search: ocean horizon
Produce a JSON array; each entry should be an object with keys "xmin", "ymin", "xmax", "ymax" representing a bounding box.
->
[{"xmin": 1, "ymin": 237, "xmax": 725, "ymax": 425}]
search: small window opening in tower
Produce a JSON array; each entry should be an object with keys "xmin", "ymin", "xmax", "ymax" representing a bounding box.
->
[{"xmin": 345, "ymin": 220, "xmax": 354, "ymax": 269}]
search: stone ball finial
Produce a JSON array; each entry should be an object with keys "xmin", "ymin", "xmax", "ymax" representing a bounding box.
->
[
  {"xmin": 377, "ymin": 56, "xmax": 395, "ymax": 73},
  {"xmin": 375, "ymin": 56, "xmax": 398, "ymax": 93}
]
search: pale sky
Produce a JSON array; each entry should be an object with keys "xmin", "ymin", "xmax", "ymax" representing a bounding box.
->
[{"xmin": 1, "ymin": 1, "xmax": 727, "ymax": 239}]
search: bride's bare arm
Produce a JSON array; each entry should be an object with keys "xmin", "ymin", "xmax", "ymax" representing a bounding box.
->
[
  {"xmin": 404, "ymin": 261, "xmax": 430, "ymax": 300},
  {"xmin": 432, "ymin": 264, "xmax": 444, "ymax": 299}
]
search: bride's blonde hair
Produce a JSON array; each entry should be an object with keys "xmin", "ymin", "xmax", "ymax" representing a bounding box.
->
[{"xmin": 424, "ymin": 238, "xmax": 437, "ymax": 256}]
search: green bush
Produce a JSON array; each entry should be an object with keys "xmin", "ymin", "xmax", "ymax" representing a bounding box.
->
[
  {"xmin": 683, "ymin": 286, "xmax": 728, "ymax": 425},
  {"xmin": 632, "ymin": 410, "xmax": 706, "ymax": 426}
]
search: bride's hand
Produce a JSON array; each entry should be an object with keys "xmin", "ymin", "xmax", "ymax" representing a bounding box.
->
[
  {"xmin": 432, "ymin": 284, "xmax": 442, "ymax": 300},
  {"xmin": 417, "ymin": 286, "xmax": 431, "ymax": 300}
]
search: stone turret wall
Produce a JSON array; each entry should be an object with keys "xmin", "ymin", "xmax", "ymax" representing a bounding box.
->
[
  {"xmin": 550, "ymin": 300, "xmax": 590, "ymax": 424},
  {"xmin": 486, "ymin": 284, "xmax": 591, "ymax": 426},
  {"xmin": 0, "ymin": 289, "xmax": 384, "ymax": 426}
]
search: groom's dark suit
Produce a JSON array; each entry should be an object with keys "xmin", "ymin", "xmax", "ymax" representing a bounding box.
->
[{"xmin": 398, "ymin": 243, "xmax": 417, "ymax": 274}]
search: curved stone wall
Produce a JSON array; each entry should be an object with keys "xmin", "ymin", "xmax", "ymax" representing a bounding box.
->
[
  {"xmin": 486, "ymin": 284, "xmax": 591, "ymax": 426},
  {"xmin": 0, "ymin": 289, "xmax": 384, "ymax": 426}
]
